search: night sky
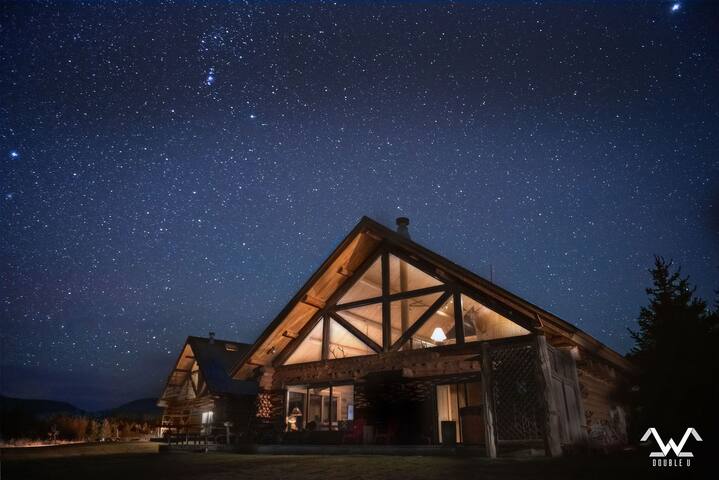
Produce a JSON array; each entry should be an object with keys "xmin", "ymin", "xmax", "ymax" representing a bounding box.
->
[{"xmin": 2, "ymin": 1, "xmax": 718, "ymax": 410}]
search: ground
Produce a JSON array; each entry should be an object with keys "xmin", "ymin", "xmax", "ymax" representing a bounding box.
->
[{"xmin": 0, "ymin": 442, "xmax": 703, "ymax": 479}]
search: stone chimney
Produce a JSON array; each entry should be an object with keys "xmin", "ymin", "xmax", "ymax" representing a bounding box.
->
[
  {"xmin": 208, "ymin": 331, "xmax": 215, "ymax": 344},
  {"xmin": 396, "ymin": 217, "xmax": 410, "ymax": 239}
]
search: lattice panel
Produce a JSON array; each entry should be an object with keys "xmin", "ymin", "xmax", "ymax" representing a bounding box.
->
[{"xmin": 491, "ymin": 342, "xmax": 543, "ymax": 441}]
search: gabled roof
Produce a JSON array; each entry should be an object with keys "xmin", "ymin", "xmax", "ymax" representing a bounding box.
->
[
  {"xmin": 231, "ymin": 216, "xmax": 634, "ymax": 378},
  {"xmin": 158, "ymin": 336, "xmax": 257, "ymax": 406}
]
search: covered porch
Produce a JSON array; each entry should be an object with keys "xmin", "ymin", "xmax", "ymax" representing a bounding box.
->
[{"xmin": 266, "ymin": 334, "xmax": 583, "ymax": 457}]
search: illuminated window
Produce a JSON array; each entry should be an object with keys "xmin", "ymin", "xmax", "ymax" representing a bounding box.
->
[
  {"xmin": 280, "ymin": 250, "xmax": 530, "ymax": 365},
  {"xmin": 410, "ymin": 296, "xmax": 457, "ymax": 349},
  {"xmin": 284, "ymin": 320, "xmax": 323, "ymax": 365},
  {"xmin": 328, "ymin": 318, "xmax": 373, "ymax": 359},
  {"xmin": 286, "ymin": 384, "xmax": 354, "ymax": 431},
  {"xmin": 338, "ymin": 257, "xmax": 382, "ymax": 304},
  {"xmin": 201, "ymin": 410, "xmax": 214, "ymax": 435},
  {"xmin": 389, "ymin": 254, "xmax": 442, "ymax": 293},
  {"xmin": 389, "ymin": 292, "xmax": 443, "ymax": 345},
  {"xmin": 336, "ymin": 303, "xmax": 383, "ymax": 346},
  {"xmin": 460, "ymin": 294, "xmax": 530, "ymax": 342}
]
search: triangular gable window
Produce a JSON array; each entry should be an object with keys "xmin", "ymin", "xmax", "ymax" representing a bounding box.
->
[
  {"xmin": 460, "ymin": 294, "xmax": 530, "ymax": 341},
  {"xmin": 336, "ymin": 304, "xmax": 383, "ymax": 347},
  {"xmin": 279, "ymin": 249, "xmax": 532, "ymax": 365},
  {"xmin": 328, "ymin": 318, "xmax": 374, "ymax": 359},
  {"xmin": 389, "ymin": 292, "xmax": 444, "ymax": 345},
  {"xmin": 284, "ymin": 319, "xmax": 323, "ymax": 365},
  {"xmin": 389, "ymin": 254, "xmax": 442, "ymax": 293},
  {"xmin": 408, "ymin": 296, "xmax": 457, "ymax": 349},
  {"xmin": 338, "ymin": 257, "xmax": 382, "ymax": 304}
]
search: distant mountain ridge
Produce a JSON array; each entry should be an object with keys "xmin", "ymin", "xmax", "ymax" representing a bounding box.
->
[
  {"xmin": 0, "ymin": 395, "xmax": 83, "ymax": 416},
  {"xmin": 0, "ymin": 395, "xmax": 160, "ymax": 419},
  {"xmin": 98, "ymin": 398, "xmax": 162, "ymax": 420}
]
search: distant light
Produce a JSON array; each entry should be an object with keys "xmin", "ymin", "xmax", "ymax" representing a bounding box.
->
[
  {"xmin": 249, "ymin": 114, "xmax": 256, "ymax": 119},
  {"xmin": 671, "ymin": 3, "xmax": 681, "ymax": 12},
  {"xmin": 9, "ymin": 150, "xmax": 19, "ymax": 159},
  {"xmin": 430, "ymin": 327, "xmax": 447, "ymax": 342}
]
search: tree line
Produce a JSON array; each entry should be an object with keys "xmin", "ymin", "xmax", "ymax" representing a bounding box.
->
[{"xmin": 0, "ymin": 409, "xmax": 157, "ymax": 445}]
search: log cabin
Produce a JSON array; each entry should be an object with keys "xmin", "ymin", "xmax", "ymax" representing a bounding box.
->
[
  {"xmin": 159, "ymin": 216, "xmax": 634, "ymax": 455},
  {"xmin": 157, "ymin": 335, "xmax": 258, "ymax": 441}
]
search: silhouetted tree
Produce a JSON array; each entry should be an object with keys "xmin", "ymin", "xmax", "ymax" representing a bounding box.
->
[{"xmin": 628, "ymin": 257, "xmax": 718, "ymax": 442}]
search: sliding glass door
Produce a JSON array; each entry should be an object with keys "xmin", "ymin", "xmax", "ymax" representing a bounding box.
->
[{"xmin": 286, "ymin": 384, "xmax": 354, "ymax": 431}]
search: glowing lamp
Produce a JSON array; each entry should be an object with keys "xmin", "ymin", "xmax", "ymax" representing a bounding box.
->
[{"xmin": 430, "ymin": 327, "xmax": 447, "ymax": 342}]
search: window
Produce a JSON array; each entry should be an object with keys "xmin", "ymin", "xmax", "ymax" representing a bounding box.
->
[
  {"xmin": 410, "ymin": 296, "xmax": 457, "ymax": 349},
  {"xmin": 389, "ymin": 254, "xmax": 442, "ymax": 293},
  {"xmin": 280, "ymin": 250, "xmax": 530, "ymax": 365},
  {"xmin": 336, "ymin": 303, "xmax": 383, "ymax": 346},
  {"xmin": 286, "ymin": 384, "xmax": 354, "ymax": 431},
  {"xmin": 224, "ymin": 343, "xmax": 239, "ymax": 351},
  {"xmin": 328, "ymin": 318, "xmax": 373, "ymax": 359},
  {"xmin": 459, "ymin": 294, "xmax": 529, "ymax": 341},
  {"xmin": 284, "ymin": 320, "xmax": 323, "ymax": 365},
  {"xmin": 389, "ymin": 292, "xmax": 443, "ymax": 346},
  {"xmin": 201, "ymin": 410, "xmax": 214, "ymax": 435},
  {"xmin": 338, "ymin": 257, "xmax": 382, "ymax": 304}
]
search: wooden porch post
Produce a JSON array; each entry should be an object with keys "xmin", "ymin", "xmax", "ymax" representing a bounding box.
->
[
  {"xmin": 535, "ymin": 334, "xmax": 563, "ymax": 457},
  {"xmin": 480, "ymin": 342, "xmax": 497, "ymax": 458}
]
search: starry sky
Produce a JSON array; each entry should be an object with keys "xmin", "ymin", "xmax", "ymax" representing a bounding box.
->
[{"xmin": 1, "ymin": 1, "xmax": 718, "ymax": 410}]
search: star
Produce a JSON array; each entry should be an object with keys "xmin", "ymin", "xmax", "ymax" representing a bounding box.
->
[
  {"xmin": 671, "ymin": 3, "xmax": 681, "ymax": 12},
  {"xmin": 9, "ymin": 150, "xmax": 19, "ymax": 159},
  {"xmin": 205, "ymin": 67, "xmax": 216, "ymax": 86}
]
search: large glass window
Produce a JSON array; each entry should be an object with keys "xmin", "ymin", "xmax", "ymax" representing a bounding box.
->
[
  {"xmin": 336, "ymin": 303, "xmax": 383, "ymax": 346},
  {"xmin": 410, "ymin": 296, "xmax": 457, "ymax": 349},
  {"xmin": 285, "ymin": 384, "xmax": 354, "ymax": 431},
  {"xmin": 284, "ymin": 319, "xmax": 323, "ymax": 365},
  {"xmin": 389, "ymin": 254, "xmax": 442, "ymax": 293},
  {"xmin": 281, "ymin": 250, "xmax": 531, "ymax": 365},
  {"xmin": 460, "ymin": 294, "xmax": 530, "ymax": 341},
  {"xmin": 328, "ymin": 318, "xmax": 373, "ymax": 359},
  {"xmin": 389, "ymin": 292, "xmax": 443, "ymax": 346},
  {"xmin": 338, "ymin": 257, "xmax": 382, "ymax": 304},
  {"xmin": 286, "ymin": 389, "xmax": 306, "ymax": 431}
]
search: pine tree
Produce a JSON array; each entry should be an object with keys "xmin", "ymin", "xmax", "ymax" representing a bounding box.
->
[{"xmin": 628, "ymin": 257, "xmax": 717, "ymax": 440}]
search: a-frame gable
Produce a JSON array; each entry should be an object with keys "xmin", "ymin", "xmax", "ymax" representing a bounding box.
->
[
  {"xmin": 231, "ymin": 216, "xmax": 635, "ymax": 379},
  {"xmin": 273, "ymin": 243, "xmax": 534, "ymax": 367},
  {"xmin": 159, "ymin": 336, "xmax": 255, "ymax": 407},
  {"xmin": 158, "ymin": 341, "xmax": 201, "ymax": 406}
]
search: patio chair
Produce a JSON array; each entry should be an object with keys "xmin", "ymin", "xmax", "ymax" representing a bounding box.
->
[{"xmin": 340, "ymin": 419, "xmax": 365, "ymax": 444}]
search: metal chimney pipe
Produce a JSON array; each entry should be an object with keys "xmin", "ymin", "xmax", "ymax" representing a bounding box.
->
[
  {"xmin": 396, "ymin": 217, "xmax": 410, "ymax": 239},
  {"xmin": 208, "ymin": 332, "xmax": 215, "ymax": 344}
]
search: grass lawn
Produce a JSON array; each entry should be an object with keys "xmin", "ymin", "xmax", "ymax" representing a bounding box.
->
[{"xmin": 0, "ymin": 442, "xmax": 697, "ymax": 480}]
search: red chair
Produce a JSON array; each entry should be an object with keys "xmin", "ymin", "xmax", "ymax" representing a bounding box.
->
[{"xmin": 341, "ymin": 418, "xmax": 365, "ymax": 444}]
